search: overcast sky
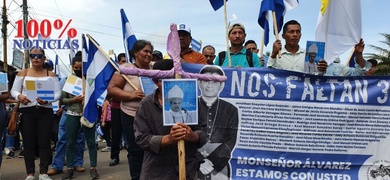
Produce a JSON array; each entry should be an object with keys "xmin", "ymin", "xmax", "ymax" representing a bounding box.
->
[{"xmin": 3, "ymin": 0, "xmax": 389, "ymax": 75}]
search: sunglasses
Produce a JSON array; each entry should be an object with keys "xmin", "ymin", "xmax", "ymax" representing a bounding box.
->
[{"xmin": 29, "ymin": 54, "xmax": 44, "ymax": 59}]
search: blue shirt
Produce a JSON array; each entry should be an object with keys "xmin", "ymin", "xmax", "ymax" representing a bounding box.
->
[
  {"xmin": 214, "ymin": 47, "xmax": 262, "ymax": 67},
  {"xmin": 325, "ymin": 59, "xmax": 372, "ymax": 76}
]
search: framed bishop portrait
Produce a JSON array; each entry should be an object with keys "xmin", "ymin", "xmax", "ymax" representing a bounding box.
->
[{"xmin": 162, "ymin": 79, "xmax": 198, "ymax": 126}]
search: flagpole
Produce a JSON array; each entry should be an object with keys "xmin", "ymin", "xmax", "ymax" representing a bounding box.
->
[
  {"xmin": 259, "ymin": 29, "xmax": 265, "ymax": 67},
  {"xmin": 175, "ymin": 72, "xmax": 186, "ymax": 180},
  {"xmin": 272, "ymin": 11, "xmax": 282, "ymax": 58},
  {"xmin": 260, "ymin": 29, "xmax": 265, "ymax": 58},
  {"xmin": 81, "ymin": 34, "xmax": 86, "ymax": 115},
  {"xmin": 86, "ymin": 34, "xmax": 138, "ymax": 91},
  {"xmin": 223, "ymin": 0, "xmax": 232, "ymax": 67},
  {"xmin": 344, "ymin": 47, "xmax": 356, "ymax": 66}
]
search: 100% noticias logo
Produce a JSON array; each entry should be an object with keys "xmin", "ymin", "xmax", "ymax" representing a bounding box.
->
[{"xmin": 13, "ymin": 19, "xmax": 79, "ymax": 50}]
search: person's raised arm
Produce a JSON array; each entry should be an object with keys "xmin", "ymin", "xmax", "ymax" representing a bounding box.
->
[{"xmin": 354, "ymin": 38, "xmax": 365, "ymax": 68}]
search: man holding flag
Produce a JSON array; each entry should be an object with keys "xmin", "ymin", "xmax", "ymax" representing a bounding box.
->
[
  {"xmin": 267, "ymin": 20, "xmax": 328, "ymax": 73},
  {"xmin": 258, "ymin": 0, "xmax": 299, "ymax": 47}
]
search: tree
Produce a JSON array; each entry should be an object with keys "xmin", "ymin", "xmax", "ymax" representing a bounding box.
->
[{"xmin": 365, "ymin": 33, "xmax": 390, "ymax": 75}]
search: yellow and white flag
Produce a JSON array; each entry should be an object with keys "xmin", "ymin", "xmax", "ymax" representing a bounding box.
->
[
  {"xmin": 62, "ymin": 75, "xmax": 83, "ymax": 96},
  {"xmin": 315, "ymin": 0, "xmax": 362, "ymax": 63},
  {"xmin": 25, "ymin": 80, "xmax": 55, "ymax": 101}
]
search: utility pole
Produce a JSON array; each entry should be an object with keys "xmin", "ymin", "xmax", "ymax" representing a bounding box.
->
[
  {"xmin": 22, "ymin": 0, "xmax": 28, "ymax": 69},
  {"xmin": 1, "ymin": 0, "xmax": 8, "ymax": 72}
]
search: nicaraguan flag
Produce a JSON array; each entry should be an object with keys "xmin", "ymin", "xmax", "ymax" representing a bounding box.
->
[
  {"xmin": 82, "ymin": 36, "xmax": 116, "ymax": 127},
  {"xmin": 191, "ymin": 39, "xmax": 202, "ymax": 52},
  {"xmin": 97, "ymin": 90, "xmax": 107, "ymax": 107},
  {"xmin": 315, "ymin": 0, "xmax": 361, "ymax": 63},
  {"xmin": 347, "ymin": 52, "xmax": 357, "ymax": 67},
  {"xmin": 209, "ymin": 0, "xmax": 228, "ymax": 11},
  {"xmin": 73, "ymin": 85, "xmax": 82, "ymax": 96},
  {"xmin": 54, "ymin": 55, "xmax": 61, "ymax": 80},
  {"xmin": 38, "ymin": 33, "xmax": 54, "ymax": 49},
  {"xmin": 38, "ymin": 33, "xmax": 51, "ymax": 41},
  {"xmin": 52, "ymin": 101, "xmax": 59, "ymax": 113},
  {"xmin": 120, "ymin": 9, "xmax": 137, "ymax": 63},
  {"xmin": 258, "ymin": 0, "xmax": 298, "ymax": 46},
  {"xmin": 68, "ymin": 36, "xmax": 76, "ymax": 65},
  {"xmin": 82, "ymin": 34, "xmax": 89, "ymax": 76},
  {"xmin": 37, "ymin": 90, "xmax": 55, "ymax": 101}
]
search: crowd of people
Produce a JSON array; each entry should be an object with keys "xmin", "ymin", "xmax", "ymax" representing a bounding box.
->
[{"xmin": 0, "ymin": 20, "xmax": 378, "ymax": 180}]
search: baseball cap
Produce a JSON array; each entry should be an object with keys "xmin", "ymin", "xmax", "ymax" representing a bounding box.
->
[
  {"xmin": 177, "ymin": 23, "xmax": 191, "ymax": 35},
  {"xmin": 152, "ymin": 50, "xmax": 163, "ymax": 59},
  {"xmin": 229, "ymin": 23, "xmax": 245, "ymax": 34},
  {"xmin": 44, "ymin": 59, "xmax": 54, "ymax": 69}
]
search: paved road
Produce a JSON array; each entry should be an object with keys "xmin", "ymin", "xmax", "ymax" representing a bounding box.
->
[{"xmin": 1, "ymin": 142, "xmax": 130, "ymax": 180}]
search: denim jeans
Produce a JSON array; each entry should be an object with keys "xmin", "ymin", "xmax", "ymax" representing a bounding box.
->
[
  {"xmin": 121, "ymin": 111, "xmax": 144, "ymax": 180},
  {"xmin": 51, "ymin": 111, "xmax": 85, "ymax": 170},
  {"xmin": 66, "ymin": 115, "xmax": 97, "ymax": 168}
]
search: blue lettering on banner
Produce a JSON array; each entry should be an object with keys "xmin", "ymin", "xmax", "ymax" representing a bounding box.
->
[
  {"xmin": 182, "ymin": 64, "xmax": 390, "ymax": 106},
  {"xmin": 181, "ymin": 64, "xmax": 390, "ymax": 180},
  {"xmin": 231, "ymin": 148, "xmax": 369, "ymax": 180},
  {"xmin": 13, "ymin": 39, "xmax": 79, "ymax": 50}
]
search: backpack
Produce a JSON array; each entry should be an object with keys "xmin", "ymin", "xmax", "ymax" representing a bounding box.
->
[{"xmin": 218, "ymin": 49, "xmax": 253, "ymax": 67}]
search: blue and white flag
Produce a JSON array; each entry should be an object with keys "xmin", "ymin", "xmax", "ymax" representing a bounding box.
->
[
  {"xmin": 120, "ymin": 9, "xmax": 137, "ymax": 63},
  {"xmin": 0, "ymin": 72, "xmax": 8, "ymax": 93},
  {"xmin": 82, "ymin": 36, "xmax": 116, "ymax": 127},
  {"xmin": 348, "ymin": 52, "xmax": 357, "ymax": 67},
  {"xmin": 82, "ymin": 34, "xmax": 89, "ymax": 76},
  {"xmin": 37, "ymin": 33, "xmax": 51, "ymax": 41},
  {"xmin": 52, "ymin": 101, "xmax": 59, "ymax": 113},
  {"xmin": 209, "ymin": 0, "xmax": 228, "ymax": 11},
  {"xmin": 54, "ymin": 55, "xmax": 61, "ymax": 80},
  {"xmin": 68, "ymin": 36, "xmax": 76, "ymax": 65},
  {"xmin": 191, "ymin": 39, "xmax": 202, "ymax": 52},
  {"xmin": 37, "ymin": 90, "xmax": 55, "ymax": 101},
  {"xmin": 258, "ymin": 0, "xmax": 299, "ymax": 46},
  {"xmin": 97, "ymin": 90, "xmax": 107, "ymax": 107}
]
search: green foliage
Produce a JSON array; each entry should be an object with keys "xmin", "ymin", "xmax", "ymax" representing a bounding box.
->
[{"xmin": 365, "ymin": 33, "xmax": 390, "ymax": 75}]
